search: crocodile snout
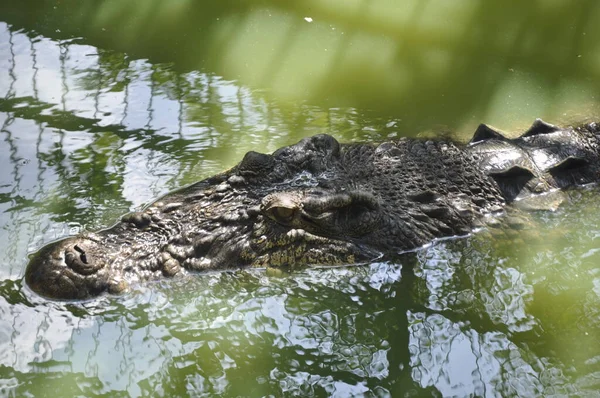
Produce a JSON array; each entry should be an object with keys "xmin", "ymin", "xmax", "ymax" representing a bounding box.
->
[{"xmin": 25, "ymin": 237, "xmax": 111, "ymax": 300}]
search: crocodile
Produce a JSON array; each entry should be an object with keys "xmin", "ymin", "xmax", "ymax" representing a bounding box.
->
[{"xmin": 25, "ymin": 119, "xmax": 600, "ymax": 299}]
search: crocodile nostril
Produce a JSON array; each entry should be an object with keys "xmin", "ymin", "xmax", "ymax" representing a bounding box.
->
[
  {"xmin": 63, "ymin": 241, "xmax": 104, "ymax": 275},
  {"xmin": 65, "ymin": 251, "xmax": 77, "ymax": 267},
  {"xmin": 74, "ymin": 244, "xmax": 88, "ymax": 264}
]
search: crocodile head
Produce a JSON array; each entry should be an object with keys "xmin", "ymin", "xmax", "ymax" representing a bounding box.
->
[
  {"xmin": 26, "ymin": 133, "xmax": 507, "ymax": 300},
  {"xmin": 26, "ymin": 135, "xmax": 385, "ymax": 299}
]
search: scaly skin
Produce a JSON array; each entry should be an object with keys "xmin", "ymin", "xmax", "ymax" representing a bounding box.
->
[{"xmin": 25, "ymin": 120, "xmax": 600, "ymax": 299}]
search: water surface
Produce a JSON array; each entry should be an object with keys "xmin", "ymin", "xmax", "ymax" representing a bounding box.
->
[{"xmin": 1, "ymin": 1, "xmax": 600, "ymax": 396}]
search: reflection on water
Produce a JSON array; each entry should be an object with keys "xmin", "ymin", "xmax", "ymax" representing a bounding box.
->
[
  {"xmin": 2, "ymin": 0, "xmax": 600, "ymax": 133},
  {"xmin": 1, "ymin": 3, "xmax": 600, "ymax": 396}
]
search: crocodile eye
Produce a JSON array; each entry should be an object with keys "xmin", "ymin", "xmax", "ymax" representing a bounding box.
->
[
  {"xmin": 272, "ymin": 206, "xmax": 296, "ymax": 222},
  {"xmin": 261, "ymin": 192, "xmax": 301, "ymax": 225}
]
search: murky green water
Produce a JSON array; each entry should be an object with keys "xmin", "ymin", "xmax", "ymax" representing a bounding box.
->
[{"xmin": 1, "ymin": 1, "xmax": 600, "ymax": 396}]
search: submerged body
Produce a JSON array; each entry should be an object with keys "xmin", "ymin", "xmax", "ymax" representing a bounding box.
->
[{"xmin": 26, "ymin": 120, "xmax": 600, "ymax": 299}]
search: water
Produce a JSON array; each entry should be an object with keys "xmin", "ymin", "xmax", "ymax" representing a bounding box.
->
[{"xmin": 1, "ymin": 1, "xmax": 600, "ymax": 396}]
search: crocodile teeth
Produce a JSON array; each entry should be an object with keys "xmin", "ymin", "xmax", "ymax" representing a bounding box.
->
[
  {"xmin": 469, "ymin": 123, "xmax": 507, "ymax": 144},
  {"xmin": 520, "ymin": 118, "xmax": 560, "ymax": 137}
]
